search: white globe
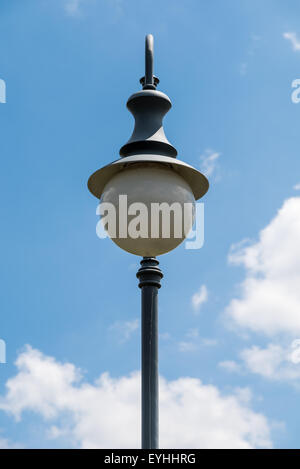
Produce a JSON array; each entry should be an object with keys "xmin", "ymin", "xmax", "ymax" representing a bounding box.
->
[{"xmin": 100, "ymin": 163, "xmax": 195, "ymax": 256}]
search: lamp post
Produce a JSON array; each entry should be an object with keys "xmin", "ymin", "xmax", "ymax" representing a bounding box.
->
[{"xmin": 88, "ymin": 35, "xmax": 209, "ymax": 449}]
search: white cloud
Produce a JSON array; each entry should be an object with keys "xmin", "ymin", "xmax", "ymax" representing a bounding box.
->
[
  {"xmin": 219, "ymin": 360, "xmax": 241, "ymax": 373},
  {"xmin": 220, "ymin": 340, "xmax": 300, "ymax": 383},
  {"xmin": 240, "ymin": 342, "xmax": 300, "ymax": 381},
  {"xmin": 178, "ymin": 329, "xmax": 199, "ymax": 352},
  {"xmin": 63, "ymin": 0, "xmax": 123, "ymax": 18},
  {"xmin": 233, "ymin": 387, "xmax": 253, "ymax": 404},
  {"xmin": 290, "ymin": 339, "xmax": 300, "ymax": 364},
  {"xmin": 64, "ymin": 0, "xmax": 82, "ymax": 16},
  {"xmin": 239, "ymin": 62, "xmax": 248, "ymax": 76},
  {"xmin": 201, "ymin": 338, "xmax": 218, "ymax": 347},
  {"xmin": 293, "ymin": 183, "xmax": 300, "ymax": 191},
  {"xmin": 238, "ymin": 35, "xmax": 261, "ymax": 77},
  {"xmin": 225, "ymin": 197, "xmax": 300, "ymax": 336},
  {"xmin": 0, "ymin": 437, "xmax": 10, "ymax": 449},
  {"xmin": 192, "ymin": 285, "xmax": 208, "ymax": 312},
  {"xmin": 223, "ymin": 198, "xmax": 300, "ymax": 384},
  {"xmin": 178, "ymin": 341, "xmax": 199, "ymax": 353},
  {"xmin": 178, "ymin": 329, "xmax": 217, "ymax": 352},
  {"xmin": 107, "ymin": 0, "xmax": 123, "ymax": 18},
  {"xmin": 0, "ymin": 435, "xmax": 20, "ymax": 449},
  {"xmin": 160, "ymin": 332, "xmax": 171, "ymax": 340},
  {"xmin": 283, "ymin": 32, "xmax": 300, "ymax": 51},
  {"xmin": 199, "ymin": 149, "xmax": 221, "ymax": 179},
  {"xmin": 185, "ymin": 328, "xmax": 199, "ymax": 339},
  {"xmin": 241, "ymin": 344, "xmax": 286, "ymax": 379},
  {"xmin": 109, "ymin": 319, "xmax": 139, "ymax": 343},
  {"xmin": 0, "ymin": 346, "xmax": 272, "ymax": 449},
  {"xmin": 251, "ymin": 35, "xmax": 261, "ymax": 42}
]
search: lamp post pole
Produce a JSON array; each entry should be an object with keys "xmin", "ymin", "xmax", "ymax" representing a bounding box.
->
[
  {"xmin": 137, "ymin": 257, "xmax": 163, "ymax": 449},
  {"xmin": 136, "ymin": 38, "xmax": 163, "ymax": 449}
]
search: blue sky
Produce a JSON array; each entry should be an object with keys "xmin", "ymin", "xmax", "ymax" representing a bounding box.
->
[{"xmin": 1, "ymin": 0, "xmax": 300, "ymax": 448}]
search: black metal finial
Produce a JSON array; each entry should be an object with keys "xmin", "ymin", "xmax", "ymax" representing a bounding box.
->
[
  {"xmin": 140, "ymin": 34, "xmax": 159, "ymax": 90},
  {"xmin": 119, "ymin": 34, "xmax": 177, "ymax": 158}
]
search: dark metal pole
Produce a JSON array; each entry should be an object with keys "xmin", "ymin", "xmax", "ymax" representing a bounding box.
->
[{"xmin": 137, "ymin": 257, "xmax": 163, "ymax": 449}]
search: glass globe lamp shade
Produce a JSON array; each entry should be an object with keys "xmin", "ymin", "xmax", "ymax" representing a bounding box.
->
[{"xmin": 99, "ymin": 163, "xmax": 195, "ymax": 256}]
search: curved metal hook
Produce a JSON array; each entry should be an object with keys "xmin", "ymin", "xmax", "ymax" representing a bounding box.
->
[
  {"xmin": 145, "ymin": 34, "xmax": 154, "ymax": 87},
  {"xmin": 140, "ymin": 34, "xmax": 159, "ymax": 90}
]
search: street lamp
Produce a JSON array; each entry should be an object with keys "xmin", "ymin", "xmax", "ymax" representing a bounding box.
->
[{"xmin": 88, "ymin": 34, "xmax": 209, "ymax": 449}]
